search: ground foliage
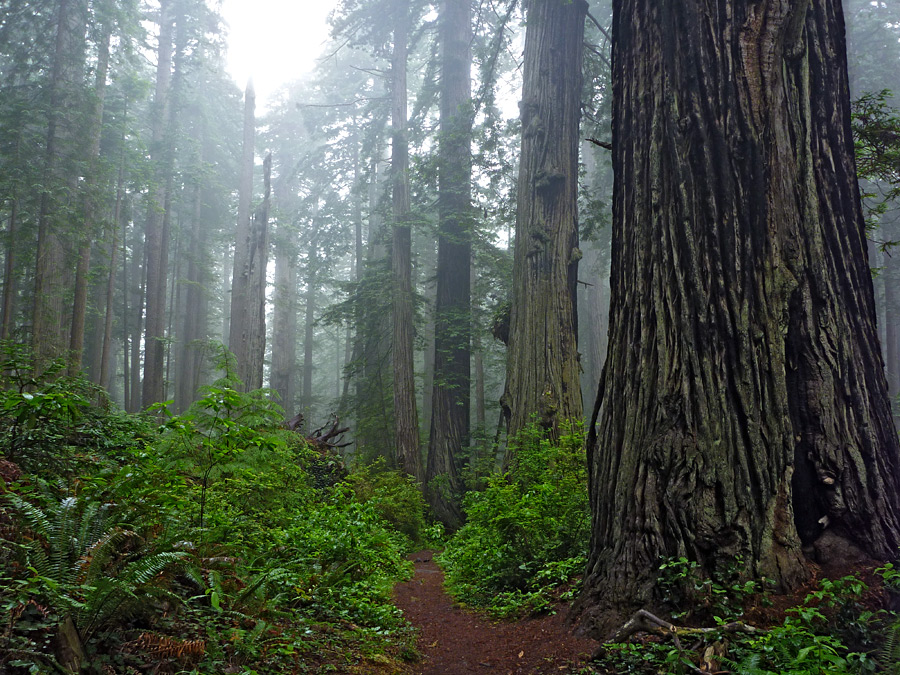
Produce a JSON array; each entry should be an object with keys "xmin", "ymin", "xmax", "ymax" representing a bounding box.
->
[
  {"xmin": 591, "ymin": 558, "xmax": 900, "ymax": 675},
  {"xmin": 0, "ymin": 345, "xmax": 420, "ymax": 674},
  {"xmin": 439, "ymin": 422, "xmax": 590, "ymax": 618}
]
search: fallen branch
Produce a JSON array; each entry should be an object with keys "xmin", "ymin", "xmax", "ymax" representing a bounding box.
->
[
  {"xmin": 607, "ymin": 609, "xmax": 765, "ymax": 674},
  {"xmin": 612, "ymin": 609, "xmax": 764, "ymax": 643}
]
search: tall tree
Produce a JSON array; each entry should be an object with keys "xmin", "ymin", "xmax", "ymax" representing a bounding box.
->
[
  {"xmin": 68, "ymin": 14, "xmax": 112, "ymax": 376},
  {"xmin": 32, "ymin": 0, "xmax": 88, "ymax": 369},
  {"xmin": 577, "ymin": 0, "xmax": 900, "ymax": 636},
  {"xmin": 391, "ymin": 0, "xmax": 422, "ymax": 480},
  {"xmin": 228, "ymin": 81, "xmax": 259, "ymax": 390},
  {"xmin": 502, "ymin": 0, "xmax": 587, "ymax": 442},
  {"xmin": 245, "ymin": 153, "xmax": 271, "ymax": 391},
  {"xmin": 141, "ymin": 0, "xmax": 175, "ymax": 408},
  {"xmin": 426, "ymin": 0, "xmax": 473, "ymax": 528}
]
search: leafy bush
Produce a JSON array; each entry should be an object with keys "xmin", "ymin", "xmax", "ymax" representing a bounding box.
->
[
  {"xmin": 344, "ymin": 459, "xmax": 427, "ymax": 545},
  {"xmin": 440, "ymin": 421, "xmax": 589, "ymax": 617},
  {"xmin": 0, "ymin": 353, "xmax": 419, "ymax": 673}
]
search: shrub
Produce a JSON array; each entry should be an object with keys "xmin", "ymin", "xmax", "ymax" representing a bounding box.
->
[{"xmin": 440, "ymin": 421, "xmax": 589, "ymax": 617}]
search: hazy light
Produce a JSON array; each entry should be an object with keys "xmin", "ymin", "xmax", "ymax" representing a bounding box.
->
[{"xmin": 220, "ymin": 0, "xmax": 335, "ymax": 108}]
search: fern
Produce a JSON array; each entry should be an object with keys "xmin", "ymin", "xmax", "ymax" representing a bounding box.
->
[
  {"xmin": 5, "ymin": 490, "xmax": 187, "ymax": 641},
  {"xmin": 881, "ymin": 616, "xmax": 900, "ymax": 674}
]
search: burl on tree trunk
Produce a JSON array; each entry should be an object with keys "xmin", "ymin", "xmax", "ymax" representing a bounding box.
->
[{"xmin": 576, "ymin": 0, "xmax": 900, "ymax": 637}]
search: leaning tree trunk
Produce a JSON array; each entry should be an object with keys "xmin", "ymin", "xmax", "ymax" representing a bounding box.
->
[
  {"xmin": 391, "ymin": 1, "xmax": 422, "ymax": 481},
  {"xmin": 426, "ymin": 0, "xmax": 473, "ymax": 528},
  {"xmin": 577, "ymin": 0, "xmax": 900, "ymax": 638},
  {"xmin": 501, "ymin": 0, "xmax": 586, "ymax": 445}
]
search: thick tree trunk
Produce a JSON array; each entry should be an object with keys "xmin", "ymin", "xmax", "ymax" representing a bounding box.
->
[
  {"xmin": 577, "ymin": 0, "xmax": 900, "ymax": 637},
  {"xmin": 391, "ymin": 2, "xmax": 422, "ymax": 481},
  {"xmin": 426, "ymin": 0, "xmax": 473, "ymax": 528},
  {"xmin": 502, "ymin": 0, "xmax": 586, "ymax": 444},
  {"xmin": 228, "ymin": 82, "xmax": 256, "ymax": 390}
]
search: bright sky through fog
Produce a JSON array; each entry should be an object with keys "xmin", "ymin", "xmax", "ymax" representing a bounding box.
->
[{"xmin": 220, "ymin": 0, "xmax": 335, "ymax": 108}]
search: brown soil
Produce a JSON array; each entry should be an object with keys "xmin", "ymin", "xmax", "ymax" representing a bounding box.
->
[{"xmin": 393, "ymin": 551, "xmax": 598, "ymax": 675}]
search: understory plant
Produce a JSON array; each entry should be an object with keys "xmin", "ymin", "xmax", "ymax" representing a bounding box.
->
[
  {"xmin": 440, "ymin": 421, "xmax": 589, "ymax": 618},
  {"xmin": 597, "ymin": 563, "xmax": 900, "ymax": 675},
  {"xmin": 0, "ymin": 356, "xmax": 418, "ymax": 674}
]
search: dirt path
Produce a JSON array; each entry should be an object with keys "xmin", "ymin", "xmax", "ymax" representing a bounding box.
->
[{"xmin": 393, "ymin": 551, "xmax": 598, "ymax": 675}]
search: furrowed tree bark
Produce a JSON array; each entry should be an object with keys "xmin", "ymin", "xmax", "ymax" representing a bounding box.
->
[
  {"xmin": 502, "ymin": 0, "xmax": 586, "ymax": 445},
  {"xmin": 426, "ymin": 0, "xmax": 473, "ymax": 528},
  {"xmin": 577, "ymin": 0, "xmax": 900, "ymax": 638},
  {"xmin": 391, "ymin": 0, "xmax": 422, "ymax": 482}
]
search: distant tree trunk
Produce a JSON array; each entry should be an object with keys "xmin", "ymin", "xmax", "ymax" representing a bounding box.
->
[
  {"xmin": 99, "ymin": 165, "xmax": 127, "ymax": 392},
  {"xmin": 128, "ymin": 233, "xmax": 145, "ymax": 413},
  {"xmin": 1, "ymin": 199, "xmax": 18, "ymax": 341},
  {"xmin": 244, "ymin": 153, "xmax": 271, "ymax": 391},
  {"xmin": 142, "ymin": 0, "xmax": 175, "ymax": 408},
  {"xmin": 426, "ymin": 0, "xmax": 473, "ymax": 528},
  {"xmin": 175, "ymin": 152, "xmax": 207, "ymax": 412},
  {"xmin": 69, "ymin": 20, "xmax": 112, "ymax": 377},
  {"xmin": 302, "ymin": 229, "xmax": 319, "ymax": 416},
  {"xmin": 502, "ymin": 0, "xmax": 586, "ymax": 445},
  {"xmin": 391, "ymin": 1, "xmax": 422, "ymax": 481},
  {"xmin": 228, "ymin": 82, "xmax": 257, "ymax": 390},
  {"xmin": 33, "ymin": 0, "xmax": 87, "ymax": 370},
  {"xmin": 271, "ymin": 176, "xmax": 298, "ymax": 413},
  {"xmin": 577, "ymin": 0, "xmax": 900, "ymax": 637}
]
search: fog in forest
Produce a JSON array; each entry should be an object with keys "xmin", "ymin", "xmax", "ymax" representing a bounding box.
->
[{"xmin": 2, "ymin": 0, "xmax": 900, "ymax": 671}]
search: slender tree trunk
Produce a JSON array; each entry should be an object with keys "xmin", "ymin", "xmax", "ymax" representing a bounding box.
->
[
  {"xmin": 577, "ymin": 0, "xmax": 900, "ymax": 637},
  {"xmin": 142, "ymin": 0, "xmax": 175, "ymax": 407},
  {"xmin": 176, "ymin": 147, "xmax": 207, "ymax": 412},
  {"xmin": 1, "ymin": 200, "xmax": 18, "ymax": 341},
  {"xmin": 99, "ymin": 167, "xmax": 126, "ymax": 391},
  {"xmin": 228, "ymin": 82, "xmax": 257, "ymax": 390},
  {"xmin": 271, "ymin": 176, "xmax": 298, "ymax": 413},
  {"xmin": 391, "ymin": 1, "xmax": 422, "ymax": 481},
  {"xmin": 245, "ymin": 153, "xmax": 271, "ymax": 391},
  {"xmin": 426, "ymin": 0, "xmax": 474, "ymax": 528},
  {"xmin": 69, "ymin": 22, "xmax": 111, "ymax": 376},
  {"xmin": 502, "ymin": 0, "xmax": 586, "ymax": 445},
  {"xmin": 301, "ymin": 239, "xmax": 318, "ymax": 416}
]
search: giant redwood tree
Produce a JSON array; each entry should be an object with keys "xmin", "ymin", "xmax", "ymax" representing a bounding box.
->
[
  {"xmin": 577, "ymin": 0, "xmax": 900, "ymax": 635},
  {"xmin": 502, "ymin": 0, "xmax": 587, "ymax": 442}
]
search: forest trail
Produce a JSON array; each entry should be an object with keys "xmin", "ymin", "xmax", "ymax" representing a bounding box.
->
[{"xmin": 393, "ymin": 551, "xmax": 598, "ymax": 675}]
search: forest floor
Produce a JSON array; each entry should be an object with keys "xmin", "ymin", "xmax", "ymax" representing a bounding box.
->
[{"xmin": 393, "ymin": 551, "xmax": 599, "ymax": 675}]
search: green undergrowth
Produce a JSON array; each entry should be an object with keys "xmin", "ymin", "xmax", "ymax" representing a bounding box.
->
[
  {"xmin": 439, "ymin": 421, "xmax": 589, "ymax": 618},
  {"xmin": 0, "ymin": 347, "xmax": 421, "ymax": 674},
  {"xmin": 593, "ymin": 557, "xmax": 900, "ymax": 675}
]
